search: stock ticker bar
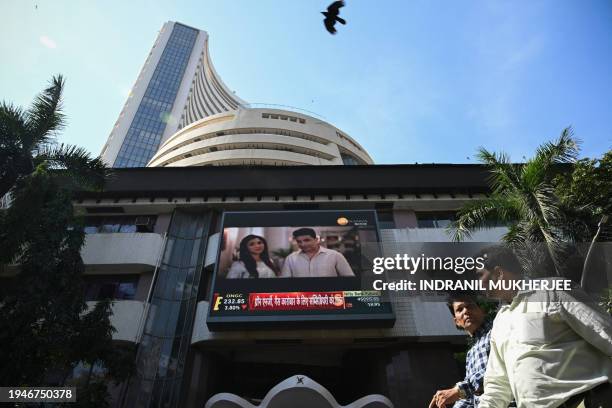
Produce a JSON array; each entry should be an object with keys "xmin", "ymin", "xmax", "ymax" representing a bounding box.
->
[{"xmin": 212, "ymin": 290, "xmax": 384, "ymax": 313}]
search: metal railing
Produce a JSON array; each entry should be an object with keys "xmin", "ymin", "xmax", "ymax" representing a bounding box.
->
[{"xmin": 238, "ymin": 102, "xmax": 329, "ymax": 121}]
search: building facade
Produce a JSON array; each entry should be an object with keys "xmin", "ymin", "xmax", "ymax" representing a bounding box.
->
[
  {"xmin": 147, "ymin": 108, "xmax": 372, "ymax": 167},
  {"xmin": 101, "ymin": 21, "xmax": 371, "ymax": 168},
  {"xmin": 75, "ymin": 165, "xmax": 506, "ymax": 407},
  {"xmin": 101, "ymin": 22, "xmax": 245, "ymax": 167}
]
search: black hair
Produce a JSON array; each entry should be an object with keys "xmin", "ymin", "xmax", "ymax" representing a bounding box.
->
[
  {"xmin": 238, "ymin": 235, "xmax": 279, "ymax": 278},
  {"xmin": 446, "ymin": 292, "xmax": 479, "ymax": 317},
  {"xmin": 292, "ymin": 228, "xmax": 317, "ymax": 239},
  {"xmin": 477, "ymin": 245, "xmax": 523, "ymax": 277}
]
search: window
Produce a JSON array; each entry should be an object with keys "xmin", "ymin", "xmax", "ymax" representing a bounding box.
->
[
  {"xmin": 376, "ymin": 204, "xmax": 396, "ymax": 229},
  {"xmin": 416, "ymin": 212, "xmax": 456, "ymax": 228},
  {"xmin": 341, "ymin": 153, "xmax": 361, "ymax": 166},
  {"xmin": 84, "ymin": 275, "xmax": 139, "ymax": 301},
  {"xmin": 83, "ymin": 215, "xmax": 157, "ymax": 234}
]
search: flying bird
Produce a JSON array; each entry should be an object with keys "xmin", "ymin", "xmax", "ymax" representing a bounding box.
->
[{"xmin": 322, "ymin": 1, "xmax": 346, "ymax": 35}]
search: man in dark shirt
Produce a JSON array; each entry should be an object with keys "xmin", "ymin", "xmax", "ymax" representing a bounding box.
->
[{"xmin": 429, "ymin": 293, "xmax": 492, "ymax": 408}]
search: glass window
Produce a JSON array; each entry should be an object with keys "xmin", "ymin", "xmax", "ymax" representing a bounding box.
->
[
  {"xmin": 84, "ymin": 274, "xmax": 139, "ymax": 301},
  {"xmin": 119, "ymin": 224, "xmax": 137, "ymax": 233},
  {"xmin": 416, "ymin": 212, "xmax": 457, "ymax": 228},
  {"xmin": 376, "ymin": 208, "xmax": 396, "ymax": 229},
  {"xmin": 84, "ymin": 226, "xmax": 99, "ymax": 234},
  {"xmin": 114, "ymin": 23, "xmax": 198, "ymax": 168},
  {"xmin": 83, "ymin": 216, "xmax": 156, "ymax": 234},
  {"xmin": 118, "ymin": 282, "xmax": 137, "ymax": 299},
  {"xmin": 101, "ymin": 222, "xmax": 121, "ymax": 233},
  {"xmin": 341, "ymin": 153, "xmax": 360, "ymax": 166}
]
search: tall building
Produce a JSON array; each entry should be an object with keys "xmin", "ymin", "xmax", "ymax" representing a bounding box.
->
[
  {"xmin": 101, "ymin": 22, "xmax": 245, "ymax": 168},
  {"xmin": 101, "ymin": 21, "xmax": 372, "ymax": 168}
]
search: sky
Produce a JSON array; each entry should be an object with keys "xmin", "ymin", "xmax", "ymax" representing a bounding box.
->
[{"xmin": 1, "ymin": 0, "xmax": 612, "ymax": 164}]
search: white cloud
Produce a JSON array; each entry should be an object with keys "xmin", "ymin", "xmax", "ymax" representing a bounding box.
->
[{"xmin": 39, "ymin": 35, "xmax": 57, "ymax": 49}]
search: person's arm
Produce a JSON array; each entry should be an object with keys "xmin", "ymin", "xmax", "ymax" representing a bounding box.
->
[
  {"xmin": 478, "ymin": 335, "xmax": 513, "ymax": 408},
  {"xmin": 558, "ymin": 289, "xmax": 612, "ymax": 357},
  {"xmin": 457, "ymin": 330, "xmax": 491, "ymax": 398},
  {"xmin": 428, "ymin": 386, "xmax": 462, "ymax": 408},
  {"xmin": 456, "ymin": 360, "xmax": 480, "ymax": 399},
  {"xmin": 334, "ymin": 252, "xmax": 355, "ymax": 276},
  {"xmin": 226, "ymin": 262, "xmax": 245, "ymax": 279},
  {"xmin": 451, "ymin": 398, "xmax": 472, "ymax": 408},
  {"xmin": 280, "ymin": 255, "xmax": 292, "ymax": 278}
]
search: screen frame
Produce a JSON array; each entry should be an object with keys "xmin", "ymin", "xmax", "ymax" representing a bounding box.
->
[{"xmin": 206, "ymin": 209, "xmax": 395, "ymax": 330}]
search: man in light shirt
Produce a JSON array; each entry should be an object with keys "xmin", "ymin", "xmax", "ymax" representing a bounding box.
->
[
  {"xmin": 280, "ymin": 228, "xmax": 355, "ymax": 277},
  {"xmin": 476, "ymin": 245, "xmax": 612, "ymax": 408}
]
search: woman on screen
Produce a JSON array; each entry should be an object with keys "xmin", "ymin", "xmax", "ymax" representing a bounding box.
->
[{"xmin": 226, "ymin": 235, "xmax": 279, "ymax": 278}]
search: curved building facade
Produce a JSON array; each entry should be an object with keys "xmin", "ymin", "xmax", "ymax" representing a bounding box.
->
[
  {"xmin": 148, "ymin": 108, "xmax": 373, "ymax": 167},
  {"xmin": 101, "ymin": 21, "xmax": 372, "ymax": 168},
  {"xmin": 176, "ymin": 35, "xmax": 243, "ymax": 128}
]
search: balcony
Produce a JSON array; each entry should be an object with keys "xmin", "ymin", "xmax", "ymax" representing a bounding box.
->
[
  {"xmin": 81, "ymin": 233, "xmax": 164, "ymax": 273},
  {"xmin": 87, "ymin": 300, "xmax": 147, "ymax": 343}
]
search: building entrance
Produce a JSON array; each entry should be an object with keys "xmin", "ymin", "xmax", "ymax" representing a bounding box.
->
[
  {"xmin": 188, "ymin": 342, "xmax": 461, "ymax": 407},
  {"xmin": 197, "ymin": 345, "xmax": 392, "ymax": 407}
]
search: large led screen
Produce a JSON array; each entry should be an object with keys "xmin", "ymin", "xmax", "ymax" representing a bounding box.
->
[{"xmin": 206, "ymin": 210, "xmax": 395, "ymax": 330}]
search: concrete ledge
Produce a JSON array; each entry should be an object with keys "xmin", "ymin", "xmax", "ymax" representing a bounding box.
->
[
  {"xmin": 81, "ymin": 233, "xmax": 164, "ymax": 273},
  {"xmin": 87, "ymin": 300, "xmax": 146, "ymax": 343}
]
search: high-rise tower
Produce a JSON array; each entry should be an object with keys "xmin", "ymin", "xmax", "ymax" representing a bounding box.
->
[
  {"xmin": 101, "ymin": 22, "xmax": 245, "ymax": 167},
  {"xmin": 102, "ymin": 21, "xmax": 373, "ymax": 168}
]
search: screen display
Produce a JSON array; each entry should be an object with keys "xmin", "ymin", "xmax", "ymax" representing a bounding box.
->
[{"xmin": 207, "ymin": 210, "xmax": 395, "ymax": 330}]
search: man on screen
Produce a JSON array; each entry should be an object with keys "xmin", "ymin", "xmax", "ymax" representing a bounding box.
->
[{"xmin": 280, "ymin": 228, "xmax": 355, "ymax": 277}]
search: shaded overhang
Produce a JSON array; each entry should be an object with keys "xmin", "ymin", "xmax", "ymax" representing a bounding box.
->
[{"xmin": 74, "ymin": 164, "xmax": 492, "ymax": 200}]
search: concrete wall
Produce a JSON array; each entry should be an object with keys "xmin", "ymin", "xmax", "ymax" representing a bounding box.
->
[
  {"xmin": 87, "ymin": 300, "xmax": 146, "ymax": 343},
  {"xmin": 81, "ymin": 233, "xmax": 164, "ymax": 273}
]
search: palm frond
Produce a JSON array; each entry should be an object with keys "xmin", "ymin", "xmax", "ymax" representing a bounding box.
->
[
  {"xmin": 532, "ymin": 184, "xmax": 563, "ymax": 226},
  {"xmin": 534, "ymin": 127, "xmax": 580, "ymax": 165},
  {"xmin": 0, "ymin": 103, "xmax": 31, "ymax": 197},
  {"xmin": 476, "ymin": 147, "xmax": 520, "ymax": 193},
  {"xmin": 25, "ymin": 75, "xmax": 66, "ymax": 149},
  {"xmin": 520, "ymin": 130, "xmax": 577, "ymax": 192},
  {"xmin": 448, "ymin": 196, "xmax": 520, "ymax": 241},
  {"xmin": 520, "ymin": 128, "xmax": 579, "ymax": 192},
  {"xmin": 34, "ymin": 144, "xmax": 112, "ymax": 191},
  {"xmin": 0, "ymin": 102, "xmax": 28, "ymax": 149},
  {"xmin": 502, "ymin": 223, "xmax": 525, "ymax": 246}
]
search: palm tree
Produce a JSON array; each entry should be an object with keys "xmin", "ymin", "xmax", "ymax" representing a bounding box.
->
[
  {"xmin": 448, "ymin": 128, "xmax": 583, "ymax": 275},
  {"xmin": 0, "ymin": 75, "xmax": 110, "ymax": 198}
]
